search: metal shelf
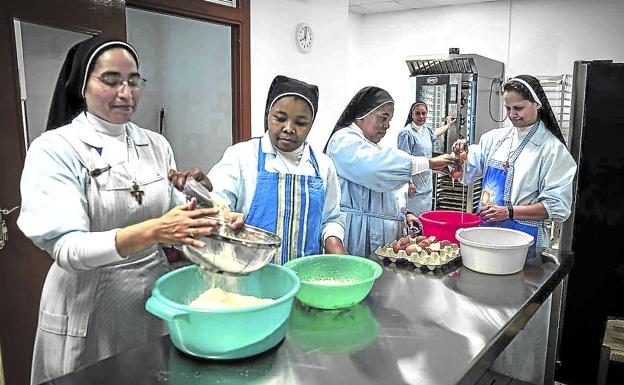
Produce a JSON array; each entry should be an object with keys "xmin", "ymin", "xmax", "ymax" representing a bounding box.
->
[{"xmin": 536, "ymin": 74, "xmax": 573, "ymax": 249}]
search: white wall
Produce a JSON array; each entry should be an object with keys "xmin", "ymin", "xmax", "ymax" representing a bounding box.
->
[
  {"xmin": 506, "ymin": 0, "xmax": 624, "ymax": 75},
  {"xmin": 19, "ymin": 23, "xmax": 89, "ymax": 143},
  {"xmin": 346, "ymin": 0, "xmax": 624, "ymax": 146},
  {"xmin": 250, "ymin": 0, "xmax": 350, "ymax": 152},
  {"xmin": 347, "ymin": 0, "xmax": 510, "ymax": 147}
]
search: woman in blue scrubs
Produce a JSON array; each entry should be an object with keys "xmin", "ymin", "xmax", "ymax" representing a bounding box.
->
[
  {"xmin": 324, "ymin": 87, "xmax": 453, "ymax": 257},
  {"xmin": 397, "ymin": 102, "xmax": 456, "ymax": 216},
  {"xmin": 208, "ymin": 75, "xmax": 347, "ymax": 263}
]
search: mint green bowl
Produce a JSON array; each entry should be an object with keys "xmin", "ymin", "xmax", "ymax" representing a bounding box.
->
[
  {"xmin": 284, "ymin": 254, "xmax": 382, "ymax": 310},
  {"xmin": 146, "ymin": 264, "xmax": 300, "ymax": 359}
]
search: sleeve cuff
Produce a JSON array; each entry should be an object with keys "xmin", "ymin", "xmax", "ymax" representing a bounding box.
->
[
  {"xmin": 322, "ymin": 222, "xmax": 345, "ymax": 243},
  {"xmin": 410, "ymin": 156, "xmax": 430, "ymax": 175},
  {"xmin": 54, "ymin": 229, "xmax": 125, "ymax": 271}
]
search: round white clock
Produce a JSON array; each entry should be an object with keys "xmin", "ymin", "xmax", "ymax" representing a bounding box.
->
[{"xmin": 295, "ymin": 23, "xmax": 313, "ymax": 53}]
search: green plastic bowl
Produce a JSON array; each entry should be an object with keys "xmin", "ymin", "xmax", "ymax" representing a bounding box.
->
[
  {"xmin": 284, "ymin": 254, "xmax": 382, "ymax": 310},
  {"xmin": 146, "ymin": 264, "xmax": 300, "ymax": 359}
]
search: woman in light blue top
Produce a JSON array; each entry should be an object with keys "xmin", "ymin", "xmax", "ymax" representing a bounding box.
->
[
  {"xmin": 17, "ymin": 36, "xmax": 232, "ymax": 384},
  {"xmin": 397, "ymin": 102, "xmax": 456, "ymax": 216},
  {"xmin": 324, "ymin": 87, "xmax": 453, "ymax": 257},
  {"xmin": 208, "ymin": 75, "xmax": 347, "ymax": 263},
  {"xmin": 452, "ymin": 74, "xmax": 576, "ymax": 384},
  {"xmin": 453, "ymin": 75, "xmax": 576, "ymax": 251}
]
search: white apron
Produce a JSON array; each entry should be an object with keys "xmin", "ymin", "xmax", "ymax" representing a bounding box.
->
[{"xmin": 31, "ymin": 126, "xmax": 173, "ymax": 384}]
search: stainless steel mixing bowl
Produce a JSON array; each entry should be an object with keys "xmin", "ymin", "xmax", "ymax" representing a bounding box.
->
[{"xmin": 182, "ymin": 219, "xmax": 281, "ymax": 275}]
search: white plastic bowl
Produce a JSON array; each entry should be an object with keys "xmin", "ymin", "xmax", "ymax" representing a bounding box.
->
[{"xmin": 455, "ymin": 227, "xmax": 534, "ymax": 275}]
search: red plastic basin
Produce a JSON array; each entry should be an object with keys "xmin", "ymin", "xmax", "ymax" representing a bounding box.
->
[{"xmin": 418, "ymin": 210, "xmax": 482, "ymax": 244}]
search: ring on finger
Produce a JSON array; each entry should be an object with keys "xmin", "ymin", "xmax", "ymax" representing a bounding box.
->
[{"xmin": 189, "ymin": 229, "xmax": 197, "ymax": 238}]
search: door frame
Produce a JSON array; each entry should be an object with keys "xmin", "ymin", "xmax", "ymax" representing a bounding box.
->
[{"xmin": 127, "ymin": 0, "xmax": 251, "ymax": 143}]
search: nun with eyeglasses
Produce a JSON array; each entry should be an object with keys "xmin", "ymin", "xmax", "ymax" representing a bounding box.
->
[
  {"xmin": 17, "ymin": 36, "xmax": 239, "ymax": 384},
  {"xmin": 324, "ymin": 86, "xmax": 453, "ymax": 258},
  {"xmin": 208, "ymin": 75, "xmax": 347, "ymax": 263},
  {"xmin": 451, "ymin": 75, "xmax": 576, "ymax": 384}
]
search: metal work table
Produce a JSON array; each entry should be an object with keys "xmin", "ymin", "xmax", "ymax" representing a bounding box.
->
[{"xmin": 45, "ymin": 251, "xmax": 572, "ymax": 385}]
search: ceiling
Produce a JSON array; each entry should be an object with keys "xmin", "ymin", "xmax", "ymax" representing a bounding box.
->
[{"xmin": 349, "ymin": 0, "xmax": 500, "ymax": 14}]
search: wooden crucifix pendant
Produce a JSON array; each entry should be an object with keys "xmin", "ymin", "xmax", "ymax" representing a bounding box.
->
[
  {"xmin": 130, "ymin": 181, "xmax": 144, "ymax": 205},
  {"xmin": 503, "ymin": 161, "xmax": 509, "ymax": 173}
]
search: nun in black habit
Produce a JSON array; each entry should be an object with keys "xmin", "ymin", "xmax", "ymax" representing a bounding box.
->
[
  {"xmin": 450, "ymin": 74, "xmax": 576, "ymax": 384},
  {"xmin": 17, "ymin": 35, "xmax": 231, "ymax": 384},
  {"xmin": 324, "ymin": 86, "xmax": 453, "ymax": 257},
  {"xmin": 207, "ymin": 75, "xmax": 347, "ymax": 263}
]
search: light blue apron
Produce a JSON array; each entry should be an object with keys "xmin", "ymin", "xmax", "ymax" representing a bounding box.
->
[
  {"xmin": 479, "ymin": 123, "xmax": 542, "ymax": 258},
  {"xmin": 244, "ymin": 139, "xmax": 325, "ymax": 264},
  {"xmin": 398, "ymin": 123, "xmax": 436, "ymax": 216}
]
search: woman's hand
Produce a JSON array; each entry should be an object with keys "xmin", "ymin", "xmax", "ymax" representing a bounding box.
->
[
  {"xmin": 168, "ymin": 167, "xmax": 213, "ymax": 191},
  {"xmin": 428, "ymin": 154, "xmax": 454, "ymax": 170},
  {"xmin": 324, "ymin": 236, "xmax": 348, "ymax": 255},
  {"xmin": 452, "ymin": 139, "xmax": 469, "ymax": 159},
  {"xmin": 150, "ymin": 198, "xmax": 222, "ymax": 246},
  {"xmin": 408, "ymin": 182, "xmax": 416, "ymax": 197},
  {"xmin": 115, "ymin": 198, "xmax": 223, "ymax": 256},
  {"xmin": 478, "ymin": 204, "xmax": 509, "ymax": 223},
  {"xmin": 226, "ymin": 212, "xmax": 245, "ymax": 230},
  {"xmin": 405, "ymin": 213, "xmax": 422, "ymax": 236}
]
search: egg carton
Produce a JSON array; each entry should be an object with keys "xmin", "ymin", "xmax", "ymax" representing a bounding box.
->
[{"xmin": 374, "ymin": 241, "xmax": 461, "ymax": 272}]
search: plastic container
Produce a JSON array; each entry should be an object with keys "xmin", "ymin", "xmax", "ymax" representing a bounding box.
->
[
  {"xmin": 455, "ymin": 227, "xmax": 534, "ymax": 275},
  {"xmin": 418, "ymin": 210, "xmax": 481, "ymax": 243},
  {"xmin": 145, "ymin": 264, "xmax": 300, "ymax": 359},
  {"xmin": 284, "ymin": 254, "xmax": 382, "ymax": 310}
]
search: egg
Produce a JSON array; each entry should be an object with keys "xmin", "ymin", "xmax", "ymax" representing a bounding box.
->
[{"xmin": 405, "ymin": 244, "xmax": 418, "ymax": 255}]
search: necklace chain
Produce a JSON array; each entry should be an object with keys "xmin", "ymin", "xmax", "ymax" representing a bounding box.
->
[{"xmin": 125, "ymin": 129, "xmax": 144, "ymax": 205}]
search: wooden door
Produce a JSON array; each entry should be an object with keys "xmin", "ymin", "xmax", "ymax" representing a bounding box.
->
[{"xmin": 0, "ymin": 3, "xmax": 125, "ymax": 384}]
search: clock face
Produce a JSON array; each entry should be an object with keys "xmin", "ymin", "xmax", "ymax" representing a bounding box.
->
[{"xmin": 296, "ymin": 23, "xmax": 312, "ymax": 53}]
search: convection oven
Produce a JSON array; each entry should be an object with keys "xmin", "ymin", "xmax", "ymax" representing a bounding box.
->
[{"xmin": 405, "ymin": 51, "xmax": 504, "ymax": 212}]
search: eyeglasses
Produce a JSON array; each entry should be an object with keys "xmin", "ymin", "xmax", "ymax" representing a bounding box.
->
[{"xmin": 92, "ymin": 73, "xmax": 146, "ymax": 89}]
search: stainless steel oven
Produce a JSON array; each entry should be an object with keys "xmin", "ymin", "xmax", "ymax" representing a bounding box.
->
[{"xmin": 406, "ymin": 52, "xmax": 504, "ymax": 212}]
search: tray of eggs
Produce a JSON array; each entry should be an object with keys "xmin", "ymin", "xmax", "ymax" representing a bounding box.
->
[{"xmin": 374, "ymin": 235, "xmax": 461, "ymax": 271}]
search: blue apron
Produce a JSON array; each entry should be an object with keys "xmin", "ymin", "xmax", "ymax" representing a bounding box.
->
[
  {"xmin": 244, "ymin": 139, "xmax": 325, "ymax": 264},
  {"xmin": 479, "ymin": 123, "xmax": 542, "ymax": 258}
]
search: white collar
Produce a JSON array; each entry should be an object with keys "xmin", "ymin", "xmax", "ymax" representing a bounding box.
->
[
  {"xmin": 350, "ymin": 122, "xmax": 381, "ymax": 149},
  {"xmin": 410, "ymin": 122, "xmax": 425, "ymax": 132},
  {"xmin": 85, "ymin": 111, "xmax": 125, "ymax": 137},
  {"xmin": 261, "ymin": 132, "xmax": 311, "ymax": 163}
]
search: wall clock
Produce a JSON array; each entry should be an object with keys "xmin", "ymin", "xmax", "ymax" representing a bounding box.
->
[{"xmin": 296, "ymin": 23, "xmax": 313, "ymax": 54}]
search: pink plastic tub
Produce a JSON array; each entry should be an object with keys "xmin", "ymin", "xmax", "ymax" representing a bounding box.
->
[{"xmin": 418, "ymin": 210, "xmax": 482, "ymax": 244}]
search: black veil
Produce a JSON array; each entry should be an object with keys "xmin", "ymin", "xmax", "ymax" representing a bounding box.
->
[
  {"xmin": 324, "ymin": 86, "xmax": 393, "ymax": 152},
  {"xmin": 504, "ymin": 74, "xmax": 566, "ymax": 145},
  {"xmin": 46, "ymin": 35, "xmax": 139, "ymax": 131}
]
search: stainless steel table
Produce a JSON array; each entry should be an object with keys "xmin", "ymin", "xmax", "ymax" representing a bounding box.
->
[{"xmin": 45, "ymin": 251, "xmax": 572, "ymax": 385}]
